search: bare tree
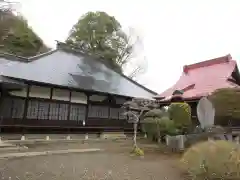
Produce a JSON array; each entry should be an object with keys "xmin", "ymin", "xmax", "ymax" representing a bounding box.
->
[
  {"xmin": 0, "ymin": 0, "xmax": 17, "ymax": 11},
  {"xmin": 115, "ymin": 27, "xmax": 148, "ymax": 80},
  {"xmin": 122, "ymin": 98, "xmax": 157, "ymax": 148}
]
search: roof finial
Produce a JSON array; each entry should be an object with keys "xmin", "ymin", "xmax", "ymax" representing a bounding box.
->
[
  {"xmin": 227, "ymin": 54, "xmax": 232, "ymax": 61},
  {"xmin": 183, "ymin": 65, "xmax": 188, "ymax": 74}
]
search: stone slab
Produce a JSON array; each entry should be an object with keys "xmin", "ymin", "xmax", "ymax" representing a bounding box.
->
[
  {"xmin": 100, "ymin": 132, "xmax": 126, "ymax": 139},
  {"xmin": 0, "ymin": 148, "xmax": 103, "ymax": 159},
  {"xmin": 0, "ymin": 142, "xmax": 16, "ymax": 148}
]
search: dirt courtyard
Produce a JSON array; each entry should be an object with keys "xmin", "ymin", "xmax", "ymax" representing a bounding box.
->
[{"xmin": 0, "ymin": 139, "xmax": 184, "ymax": 180}]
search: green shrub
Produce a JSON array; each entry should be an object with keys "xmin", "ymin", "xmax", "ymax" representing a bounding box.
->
[
  {"xmin": 158, "ymin": 117, "xmax": 179, "ymax": 136},
  {"xmin": 168, "ymin": 102, "xmax": 192, "ymax": 128},
  {"xmin": 142, "ymin": 116, "xmax": 180, "ymax": 140},
  {"xmin": 181, "ymin": 140, "xmax": 240, "ymax": 180},
  {"xmin": 144, "ymin": 109, "xmax": 164, "ymax": 118},
  {"xmin": 209, "ymin": 88, "xmax": 240, "ymax": 125},
  {"xmin": 142, "ymin": 117, "xmax": 160, "ymax": 139}
]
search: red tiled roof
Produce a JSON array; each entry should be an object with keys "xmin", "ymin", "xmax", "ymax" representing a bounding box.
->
[{"xmin": 156, "ymin": 54, "xmax": 239, "ymax": 101}]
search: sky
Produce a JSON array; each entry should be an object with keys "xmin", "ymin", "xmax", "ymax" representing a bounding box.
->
[{"xmin": 16, "ymin": 0, "xmax": 240, "ymax": 94}]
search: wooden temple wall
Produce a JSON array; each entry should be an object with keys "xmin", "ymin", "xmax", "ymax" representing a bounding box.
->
[{"xmin": 0, "ymin": 84, "xmax": 132, "ymax": 133}]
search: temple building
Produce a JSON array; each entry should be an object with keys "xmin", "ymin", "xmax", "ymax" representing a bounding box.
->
[
  {"xmin": 155, "ymin": 54, "xmax": 240, "ymax": 122},
  {"xmin": 0, "ymin": 42, "xmax": 157, "ymax": 133}
]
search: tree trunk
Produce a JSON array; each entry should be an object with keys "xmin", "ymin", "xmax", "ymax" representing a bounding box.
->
[
  {"xmin": 155, "ymin": 117, "xmax": 161, "ymax": 143},
  {"xmin": 133, "ymin": 122, "xmax": 137, "ymax": 148}
]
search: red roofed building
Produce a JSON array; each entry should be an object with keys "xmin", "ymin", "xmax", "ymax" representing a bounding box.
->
[
  {"xmin": 155, "ymin": 54, "xmax": 240, "ymax": 123},
  {"xmin": 156, "ymin": 54, "xmax": 240, "ymax": 102}
]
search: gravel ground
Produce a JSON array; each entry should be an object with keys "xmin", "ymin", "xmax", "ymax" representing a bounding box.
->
[{"xmin": 0, "ymin": 140, "xmax": 184, "ymax": 180}]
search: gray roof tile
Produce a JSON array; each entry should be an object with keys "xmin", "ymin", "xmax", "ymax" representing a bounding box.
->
[{"xmin": 0, "ymin": 48, "xmax": 156, "ymax": 99}]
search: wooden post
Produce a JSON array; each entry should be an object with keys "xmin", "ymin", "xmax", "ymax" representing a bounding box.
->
[
  {"xmin": 47, "ymin": 88, "xmax": 53, "ymax": 120},
  {"xmin": 22, "ymin": 85, "xmax": 30, "ymax": 120},
  {"xmin": 84, "ymin": 94, "xmax": 89, "ymax": 126},
  {"xmin": 108, "ymin": 95, "xmax": 111, "ymax": 120},
  {"xmin": 67, "ymin": 91, "xmax": 72, "ymax": 121}
]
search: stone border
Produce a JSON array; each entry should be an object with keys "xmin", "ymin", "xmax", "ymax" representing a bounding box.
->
[{"xmin": 0, "ymin": 148, "xmax": 103, "ymax": 159}]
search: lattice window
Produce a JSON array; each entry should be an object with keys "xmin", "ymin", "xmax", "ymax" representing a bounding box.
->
[
  {"xmin": 59, "ymin": 104, "xmax": 69, "ymax": 120},
  {"xmin": 69, "ymin": 105, "xmax": 86, "ymax": 121},
  {"xmin": 37, "ymin": 101, "xmax": 49, "ymax": 120},
  {"xmin": 49, "ymin": 103, "xmax": 59, "ymax": 120},
  {"xmin": 11, "ymin": 98, "xmax": 25, "ymax": 118},
  {"xmin": 78, "ymin": 105, "xmax": 86, "ymax": 121},
  {"xmin": 109, "ymin": 108, "xmax": 119, "ymax": 119},
  {"xmin": 27, "ymin": 100, "xmax": 39, "ymax": 119},
  {"xmin": 88, "ymin": 105, "xmax": 108, "ymax": 118}
]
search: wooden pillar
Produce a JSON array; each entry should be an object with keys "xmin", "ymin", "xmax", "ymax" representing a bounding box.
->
[
  {"xmin": 67, "ymin": 91, "xmax": 72, "ymax": 121},
  {"xmin": 47, "ymin": 88, "xmax": 53, "ymax": 120},
  {"xmin": 22, "ymin": 85, "xmax": 30, "ymax": 120},
  {"xmin": 22, "ymin": 85, "xmax": 30, "ymax": 135},
  {"xmin": 50, "ymin": 88, "xmax": 53, "ymax": 100},
  {"xmin": 9, "ymin": 97, "xmax": 14, "ymax": 119},
  {"xmin": 84, "ymin": 93, "xmax": 89, "ymax": 126},
  {"xmin": 108, "ymin": 95, "xmax": 111, "ymax": 120}
]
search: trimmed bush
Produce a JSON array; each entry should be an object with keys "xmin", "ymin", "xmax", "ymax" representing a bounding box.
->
[
  {"xmin": 144, "ymin": 109, "xmax": 164, "ymax": 118},
  {"xmin": 209, "ymin": 88, "xmax": 240, "ymax": 126},
  {"xmin": 142, "ymin": 117, "xmax": 159, "ymax": 138},
  {"xmin": 158, "ymin": 117, "xmax": 179, "ymax": 136},
  {"xmin": 142, "ymin": 108, "xmax": 165, "ymax": 140},
  {"xmin": 168, "ymin": 102, "xmax": 192, "ymax": 128},
  {"xmin": 181, "ymin": 140, "xmax": 240, "ymax": 180},
  {"xmin": 142, "ymin": 116, "xmax": 180, "ymax": 140}
]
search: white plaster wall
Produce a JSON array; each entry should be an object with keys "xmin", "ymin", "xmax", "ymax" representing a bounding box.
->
[
  {"xmin": 9, "ymin": 86, "xmax": 89, "ymax": 104},
  {"xmin": 29, "ymin": 85, "xmax": 50, "ymax": 98},
  {"xmin": 52, "ymin": 88, "xmax": 69, "ymax": 101},
  {"xmin": 9, "ymin": 87, "xmax": 27, "ymax": 97},
  {"xmin": 71, "ymin": 91, "xmax": 87, "ymax": 104}
]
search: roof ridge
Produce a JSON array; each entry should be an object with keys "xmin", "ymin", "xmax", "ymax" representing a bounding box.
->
[
  {"xmin": 183, "ymin": 54, "xmax": 232, "ymax": 73},
  {"xmin": 0, "ymin": 50, "xmax": 57, "ymax": 62},
  {"xmin": 28, "ymin": 49, "xmax": 57, "ymax": 61},
  {"xmin": 56, "ymin": 41, "xmax": 158, "ymax": 95},
  {"xmin": 0, "ymin": 52, "xmax": 29, "ymax": 62}
]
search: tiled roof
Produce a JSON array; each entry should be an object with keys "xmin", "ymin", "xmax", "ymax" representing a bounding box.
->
[
  {"xmin": 0, "ymin": 43, "xmax": 157, "ymax": 99},
  {"xmin": 156, "ymin": 54, "xmax": 239, "ymax": 101}
]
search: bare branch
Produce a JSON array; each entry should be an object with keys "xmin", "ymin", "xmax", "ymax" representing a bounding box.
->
[{"xmin": 115, "ymin": 27, "xmax": 147, "ymax": 80}]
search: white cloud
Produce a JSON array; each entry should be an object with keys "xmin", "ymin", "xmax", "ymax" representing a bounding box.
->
[{"xmin": 17, "ymin": 0, "xmax": 240, "ymax": 94}]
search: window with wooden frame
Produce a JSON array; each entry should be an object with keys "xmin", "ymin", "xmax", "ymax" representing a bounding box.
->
[
  {"xmin": 69, "ymin": 104, "xmax": 86, "ymax": 121},
  {"xmin": 27, "ymin": 100, "xmax": 39, "ymax": 119},
  {"xmin": 11, "ymin": 98, "xmax": 25, "ymax": 119},
  {"xmin": 58, "ymin": 104, "xmax": 69, "ymax": 120},
  {"xmin": 37, "ymin": 101, "xmax": 49, "ymax": 120},
  {"xmin": 88, "ymin": 105, "xmax": 108, "ymax": 118},
  {"xmin": 49, "ymin": 103, "xmax": 59, "ymax": 120}
]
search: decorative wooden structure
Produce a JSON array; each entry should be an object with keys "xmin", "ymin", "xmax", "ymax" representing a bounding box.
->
[{"xmin": 0, "ymin": 42, "xmax": 157, "ymax": 133}]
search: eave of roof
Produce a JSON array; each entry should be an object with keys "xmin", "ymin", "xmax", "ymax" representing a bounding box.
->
[{"xmin": 155, "ymin": 54, "xmax": 239, "ymax": 101}]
